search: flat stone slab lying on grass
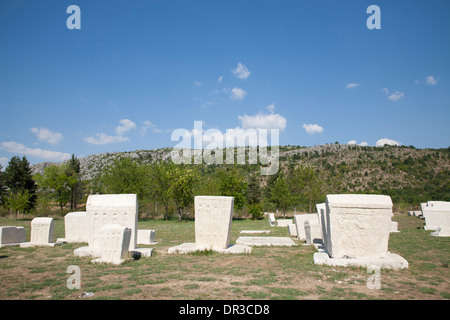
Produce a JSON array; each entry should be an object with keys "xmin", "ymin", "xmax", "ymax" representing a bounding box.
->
[
  {"xmin": 235, "ymin": 236, "xmax": 297, "ymax": 247},
  {"xmin": 313, "ymin": 251, "xmax": 409, "ymax": 270},
  {"xmin": 167, "ymin": 243, "xmax": 252, "ymax": 254},
  {"xmin": 239, "ymin": 230, "xmax": 270, "ymax": 234}
]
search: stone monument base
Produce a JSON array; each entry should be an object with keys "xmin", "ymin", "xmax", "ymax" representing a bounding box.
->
[
  {"xmin": 313, "ymin": 251, "xmax": 409, "ymax": 270},
  {"xmin": 235, "ymin": 236, "xmax": 297, "ymax": 247},
  {"xmin": 74, "ymin": 246, "xmax": 153, "ymax": 258},
  {"xmin": 168, "ymin": 243, "xmax": 252, "ymax": 254},
  {"xmin": 20, "ymin": 241, "xmax": 63, "ymax": 248}
]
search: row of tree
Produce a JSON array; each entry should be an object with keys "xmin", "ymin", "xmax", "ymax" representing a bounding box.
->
[{"xmin": 0, "ymin": 155, "xmax": 324, "ymax": 220}]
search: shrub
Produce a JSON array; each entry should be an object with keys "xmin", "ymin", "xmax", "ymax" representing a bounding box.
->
[{"xmin": 248, "ymin": 203, "xmax": 264, "ymax": 220}]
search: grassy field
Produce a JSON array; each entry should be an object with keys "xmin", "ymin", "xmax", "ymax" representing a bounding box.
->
[{"xmin": 0, "ymin": 214, "xmax": 449, "ymax": 300}]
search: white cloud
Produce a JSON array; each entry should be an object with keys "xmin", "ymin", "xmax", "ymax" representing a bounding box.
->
[
  {"xmin": 376, "ymin": 138, "xmax": 401, "ymax": 147},
  {"xmin": 346, "ymin": 83, "xmax": 360, "ymax": 89},
  {"xmin": 426, "ymin": 75, "xmax": 438, "ymax": 85},
  {"xmin": 388, "ymin": 91, "xmax": 404, "ymax": 101},
  {"xmin": 115, "ymin": 119, "xmax": 136, "ymax": 136},
  {"xmin": 30, "ymin": 127, "xmax": 63, "ymax": 145},
  {"xmin": 348, "ymin": 140, "xmax": 369, "ymax": 146},
  {"xmin": 302, "ymin": 124, "xmax": 324, "ymax": 135},
  {"xmin": 140, "ymin": 120, "xmax": 161, "ymax": 135},
  {"xmin": 383, "ymin": 88, "xmax": 404, "ymax": 101},
  {"xmin": 238, "ymin": 112, "xmax": 287, "ymax": 131},
  {"xmin": 194, "ymin": 81, "xmax": 202, "ymax": 87},
  {"xmin": 0, "ymin": 141, "xmax": 71, "ymax": 161},
  {"xmin": 217, "ymin": 75, "xmax": 223, "ymax": 83},
  {"xmin": 232, "ymin": 63, "xmax": 250, "ymax": 80},
  {"xmin": 84, "ymin": 133, "xmax": 129, "ymax": 145},
  {"xmin": 230, "ymin": 87, "xmax": 247, "ymax": 100}
]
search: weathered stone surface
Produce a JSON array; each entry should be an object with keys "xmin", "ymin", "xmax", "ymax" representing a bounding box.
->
[
  {"xmin": 20, "ymin": 217, "xmax": 62, "ymax": 248},
  {"xmin": 313, "ymin": 194, "xmax": 408, "ymax": 269},
  {"xmin": 168, "ymin": 196, "xmax": 251, "ymax": 254},
  {"xmin": 91, "ymin": 224, "xmax": 131, "ymax": 265},
  {"xmin": 194, "ymin": 196, "xmax": 234, "ymax": 250}
]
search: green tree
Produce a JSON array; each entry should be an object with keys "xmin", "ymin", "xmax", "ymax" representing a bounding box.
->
[
  {"xmin": 4, "ymin": 189, "xmax": 31, "ymax": 219},
  {"xmin": 101, "ymin": 157, "xmax": 148, "ymax": 201},
  {"xmin": 218, "ymin": 166, "xmax": 247, "ymax": 211},
  {"xmin": 34, "ymin": 165, "xmax": 72, "ymax": 210},
  {"xmin": 0, "ymin": 164, "xmax": 6, "ymax": 205},
  {"xmin": 289, "ymin": 165, "xmax": 323, "ymax": 213},
  {"xmin": 147, "ymin": 161, "xmax": 174, "ymax": 220},
  {"xmin": 170, "ymin": 165, "xmax": 198, "ymax": 220},
  {"xmin": 246, "ymin": 174, "xmax": 261, "ymax": 205},
  {"xmin": 66, "ymin": 154, "xmax": 82, "ymax": 210},
  {"xmin": 4, "ymin": 156, "xmax": 37, "ymax": 211},
  {"xmin": 266, "ymin": 170, "xmax": 291, "ymax": 217}
]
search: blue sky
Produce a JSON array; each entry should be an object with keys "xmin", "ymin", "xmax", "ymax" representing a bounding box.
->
[{"xmin": 0, "ymin": 0, "xmax": 449, "ymax": 166}]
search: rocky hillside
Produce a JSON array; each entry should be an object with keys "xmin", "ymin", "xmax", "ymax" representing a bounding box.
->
[{"xmin": 30, "ymin": 144, "xmax": 450, "ymax": 205}]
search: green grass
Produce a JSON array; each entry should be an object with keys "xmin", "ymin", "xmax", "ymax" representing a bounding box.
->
[{"xmin": 0, "ymin": 215, "xmax": 449, "ymax": 300}]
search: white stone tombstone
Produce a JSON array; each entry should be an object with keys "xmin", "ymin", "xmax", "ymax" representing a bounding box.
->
[
  {"xmin": 74, "ymin": 194, "xmax": 152, "ymax": 258},
  {"xmin": 21, "ymin": 217, "xmax": 61, "ymax": 247},
  {"xmin": 421, "ymin": 201, "xmax": 450, "ymax": 232},
  {"xmin": 316, "ymin": 203, "xmax": 327, "ymax": 247},
  {"xmin": 293, "ymin": 214, "xmax": 319, "ymax": 241},
  {"xmin": 59, "ymin": 212, "xmax": 89, "ymax": 243},
  {"xmin": 268, "ymin": 213, "xmax": 276, "ymax": 227},
  {"xmin": 313, "ymin": 194, "xmax": 408, "ymax": 269},
  {"xmin": 304, "ymin": 220, "xmax": 322, "ymax": 245},
  {"xmin": 168, "ymin": 196, "xmax": 252, "ymax": 254},
  {"xmin": 0, "ymin": 226, "xmax": 26, "ymax": 247},
  {"xmin": 287, "ymin": 223, "xmax": 297, "ymax": 237},
  {"xmin": 92, "ymin": 224, "xmax": 131, "ymax": 265},
  {"xmin": 137, "ymin": 229, "xmax": 157, "ymax": 245},
  {"xmin": 195, "ymin": 196, "xmax": 234, "ymax": 250}
]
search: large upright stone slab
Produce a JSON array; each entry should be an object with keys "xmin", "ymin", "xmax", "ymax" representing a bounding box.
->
[
  {"xmin": 92, "ymin": 224, "xmax": 131, "ymax": 265},
  {"xmin": 195, "ymin": 196, "xmax": 234, "ymax": 250},
  {"xmin": 59, "ymin": 212, "xmax": 89, "ymax": 243},
  {"xmin": 421, "ymin": 201, "xmax": 450, "ymax": 234},
  {"xmin": 313, "ymin": 194, "xmax": 408, "ymax": 269},
  {"xmin": 74, "ymin": 194, "xmax": 152, "ymax": 258},
  {"xmin": 0, "ymin": 226, "xmax": 26, "ymax": 247},
  {"xmin": 20, "ymin": 217, "xmax": 62, "ymax": 247},
  {"xmin": 168, "ymin": 196, "xmax": 252, "ymax": 254}
]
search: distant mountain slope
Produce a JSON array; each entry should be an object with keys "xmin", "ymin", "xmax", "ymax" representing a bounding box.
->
[{"xmin": 30, "ymin": 144, "xmax": 450, "ymax": 205}]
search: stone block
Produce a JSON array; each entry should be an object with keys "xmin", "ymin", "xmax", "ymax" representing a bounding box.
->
[
  {"xmin": 91, "ymin": 224, "xmax": 131, "ymax": 265},
  {"xmin": 0, "ymin": 226, "xmax": 26, "ymax": 247}
]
